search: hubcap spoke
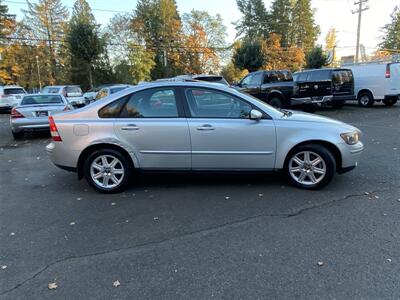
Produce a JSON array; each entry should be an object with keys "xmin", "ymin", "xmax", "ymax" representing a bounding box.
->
[
  {"xmin": 309, "ymin": 172, "xmax": 317, "ymax": 183},
  {"xmin": 91, "ymin": 155, "xmax": 125, "ymax": 189},
  {"xmin": 313, "ymin": 167, "xmax": 325, "ymax": 174},
  {"xmin": 311, "ymin": 157, "xmax": 322, "ymax": 166},
  {"xmin": 293, "ymin": 156, "xmax": 303, "ymax": 166},
  {"xmin": 93, "ymin": 172, "xmax": 103, "ymax": 180},
  {"xmin": 289, "ymin": 151, "xmax": 326, "ymax": 186},
  {"xmin": 304, "ymin": 151, "xmax": 311, "ymax": 163},
  {"xmin": 298, "ymin": 172, "xmax": 306, "ymax": 182}
]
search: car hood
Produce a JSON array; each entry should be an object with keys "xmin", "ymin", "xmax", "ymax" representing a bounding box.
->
[{"xmin": 282, "ymin": 110, "xmax": 359, "ymax": 131}]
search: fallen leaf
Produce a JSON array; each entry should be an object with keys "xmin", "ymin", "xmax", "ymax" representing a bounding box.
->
[
  {"xmin": 374, "ymin": 196, "xmax": 380, "ymax": 199},
  {"xmin": 387, "ymin": 258, "xmax": 392, "ymax": 262},
  {"xmin": 317, "ymin": 261, "xmax": 324, "ymax": 266},
  {"xmin": 9, "ymin": 232, "xmax": 15, "ymax": 236},
  {"xmin": 1, "ymin": 265, "xmax": 7, "ymax": 270},
  {"xmin": 111, "ymin": 202, "xmax": 116, "ymax": 206},
  {"xmin": 76, "ymin": 197, "xmax": 82, "ymax": 201},
  {"xmin": 153, "ymin": 217, "xmax": 159, "ymax": 221},
  {"xmin": 70, "ymin": 222, "xmax": 76, "ymax": 226},
  {"xmin": 225, "ymin": 196, "xmax": 230, "ymax": 200},
  {"xmin": 48, "ymin": 282, "xmax": 58, "ymax": 290},
  {"xmin": 112, "ymin": 280, "xmax": 120, "ymax": 287},
  {"xmin": 259, "ymin": 193, "xmax": 263, "ymax": 197},
  {"xmin": 36, "ymin": 157, "xmax": 40, "ymax": 160}
]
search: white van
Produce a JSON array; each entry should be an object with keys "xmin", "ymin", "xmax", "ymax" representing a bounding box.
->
[{"xmin": 347, "ymin": 62, "xmax": 400, "ymax": 107}]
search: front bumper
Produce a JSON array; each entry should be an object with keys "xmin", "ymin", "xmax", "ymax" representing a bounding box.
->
[{"xmin": 336, "ymin": 141, "xmax": 364, "ymax": 173}]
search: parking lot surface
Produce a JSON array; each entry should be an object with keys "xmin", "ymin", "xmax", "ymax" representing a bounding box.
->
[{"xmin": 0, "ymin": 104, "xmax": 399, "ymax": 299}]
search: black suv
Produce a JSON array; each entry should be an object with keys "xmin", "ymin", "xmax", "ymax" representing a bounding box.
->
[{"xmin": 292, "ymin": 68, "xmax": 355, "ymax": 108}]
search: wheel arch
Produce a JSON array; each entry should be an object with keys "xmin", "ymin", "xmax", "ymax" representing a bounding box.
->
[
  {"xmin": 77, "ymin": 143, "xmax": 136, "ymax": 179},
  {"xmin": 267, "ymin": 90, "xmax": 289, "ymax": 107},
  {"xmin": 357, "ymin": 89, "xmax": 374, "ymax": 100},
  {"xmin": 283, "ymin": 140, "xmax": 342, "ymax": 172}
]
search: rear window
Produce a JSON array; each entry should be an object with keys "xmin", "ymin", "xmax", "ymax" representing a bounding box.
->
[
  {"xmin": 307, "ymin": 70, "xmax": 331, "ymax": 81},
  {"xmin": 66, "ymin": 86, "xmax": 82, "ymax": 94},
  {"xmin": 267, "ymin": 71, "xmax": 293, "ymax": 83},
  {"xmin": 110, "ymin": 87, "xmax": 128, "ymax": 94},
  {"xmin": 195, "ymin": 76, "xmax": 229, "ymax": 85},
  {"xmin": 43, "ymin": 87, "xmax": 61, "ymax": 94},
  {"xmin": 4, "ymin": 88, "xmax": 25, "ymax": 95},
  {"xmin": 21, "ymin": 95, "xmax": 63, "ymax": 105}
]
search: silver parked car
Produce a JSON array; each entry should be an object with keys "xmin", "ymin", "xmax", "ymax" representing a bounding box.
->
[
  {"xmin": 10, "ymin": 94, "xmax": 72, "ymax": 139},
  {"xmin": 42, "ymin": 85, "xmax": 86, "ymax": 107},
  {"xmin": 46, "ymin": 81, "xmax": 364, "ymax": 193}
]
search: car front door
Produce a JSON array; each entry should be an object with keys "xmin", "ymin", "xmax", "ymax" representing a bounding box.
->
[
  {"xmin": 183, "ymin": 87, "xmax": 276, "ymax": 170},
  {"xmin": 113, "ymin": 87, "xmax": 191, "ymax": 170}
]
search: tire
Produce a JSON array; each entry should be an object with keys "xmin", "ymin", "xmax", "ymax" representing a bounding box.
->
[
  {"xmin": 284, "ymin": 144, "xmax": 336, "ymax": 190},
  {"xmin": 12, "ymin": 131, "xmax": 24, "ymax": 139},
  {"xmin": 383, "ymin": 98, "xmax": 397, "ymax": 107},
  {"xmin": 83, "ymin": 148, "xmax": 132, "ymax": 193},
  {"xmin": 330, "ymin": 101, "xmax": 345, "ymax": 109},
  {"xmin": 268, "ymin": 96, "xmax": 283, "ymax": 109},
  {"xmin": 358, "ymin": 91, "xmax": 374, "ymax": 107}
]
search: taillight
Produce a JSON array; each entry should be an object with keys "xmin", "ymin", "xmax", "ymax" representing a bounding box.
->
[
  {"xmin": 385, "ymin": 64, "xmax": 391, "ymax": 78},
  {"xmin": 48, "ymin": 116, "xmax": 62, "ymax": 142},
  {"xmin": 10, "ymin": 108, "xmax": 24, "ymax": 119}
]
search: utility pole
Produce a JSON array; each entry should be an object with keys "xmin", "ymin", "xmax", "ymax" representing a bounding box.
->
[{"xmin": 352, "ymin": 0, "xmax": 369, "ymax": 63}]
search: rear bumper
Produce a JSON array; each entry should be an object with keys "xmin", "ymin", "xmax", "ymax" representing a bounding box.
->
[
  {"xmin": 291, "ymin": 95, "xmax": 333, "ymax": 105},
  {"xmin": 46, "ymin": 142, "xmax": 80, "ymax": 170},
  {"xmin": 11, "ymin": 118, "xmax": 50, "ymax": 132}
]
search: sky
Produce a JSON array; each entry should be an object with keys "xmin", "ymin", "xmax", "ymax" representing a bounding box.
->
[{"xmin": 4, "ymin": 0, "xmax": 399, "ymax": 57}]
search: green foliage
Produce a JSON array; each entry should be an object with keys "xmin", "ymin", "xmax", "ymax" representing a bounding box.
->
[
  {"xmin": 221, "ymin": 62, "xmax": 248, "ymax": 84},
  {"xmin": 67, "ymin": 0, "xmax": 104, "ymax": 88},
  {"xmin": 234, "ymin": 0, "xmax": 269, "ymax": 40},
  {"xmin": 269, "ymin": 0, "xmax": 293, "ymax": 47},
  {"xmin": 233, "ymin": 40, "xmax": 266, "ymax": 72},
  {"xmin": 305, "ymin": 46, "xmax": 327, "ymax": 69},
  {"xmin": 291, "ymin": 0, "xmax": 320, "ymax": 50},
  {"xmin": 380, "ymin": 6, "xmax": 400, "ymax": 51}
]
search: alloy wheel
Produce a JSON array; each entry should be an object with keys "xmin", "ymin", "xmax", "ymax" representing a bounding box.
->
[
  {"xmin": 289, "ymin": 151, "xmax": 326, "ymax": 186},
  {"xmin": 90, "ymin": 155, "xmax": 125, "ymax": 189}
]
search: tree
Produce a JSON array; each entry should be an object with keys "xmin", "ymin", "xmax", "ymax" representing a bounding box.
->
[
  {"xmin": 305, "ymin": 46, "xmax": 327, "ymax": 69},
  {"xmin": 182, "ymin": 10, "xmax": 227, "ymax": 74},
  {"xmin": 0, "ymin": 0, "xmax": 16, "ymax": 39},
  {"xmin": 132, "ymin": 0, "xmax": 184, "ymax": 79},
  {"xmin": 234, "ymin": 0, "xmax": 269, "ymax": 40},
  {"xmin": 291, "ymin": 0, "xmax": 320, "ymax": 50},
  {"xmin": 233, "ymin": 39, "xmax": 266, "ymax": 72},
  {"xmin": 269, "ymin": 0, "xmax": 293, "ymax": 47},
  {"xmin": 221, "ymin": 62, "xmax": 248, "ymax": 84},
  {"xmin": 22, "ymin": 0, "xmax": 69, "ymax": 83},
  {"xmin": 379, "ymin": 6, "xmax": 400, "ymax": 51},
  {"xmin": 325, "ymin": 27, "xmax": 337, "ymax": 50},
  {"xmin": 67, "ymin": 0, "xmax": 104, "ymax": 89}
]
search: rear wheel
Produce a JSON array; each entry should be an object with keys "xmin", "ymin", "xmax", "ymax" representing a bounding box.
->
[
  {"xmin": 12, "ymin": 131, "xmax": 24, "ymax": 140},
  {"xmin": 268, "ymin": 96, "xmax": 284, "ymax": 109},
  {"xmin": 285, "ymin": 144, "xmax": 336, "ymax": 190},
  {"xmin": 358, "ymin": 92, "xmax": 374, "ymax": 107},
  {"xmin": 383, "ymin": 98, "xmax": 398, "ymax": 106},
  {"xmin": 84, "ymin": 149, "xmax": 132, "ymax": 193}
]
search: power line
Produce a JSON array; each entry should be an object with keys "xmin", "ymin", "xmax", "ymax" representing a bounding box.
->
[{"xmin": 352, "ymin": 0, "xmax": 369, "ymax": 62}]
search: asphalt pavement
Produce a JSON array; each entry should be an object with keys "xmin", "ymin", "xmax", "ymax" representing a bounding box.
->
[{"xmin": 0, "ymin": 103, "xmax": 399, "ymax": 299}]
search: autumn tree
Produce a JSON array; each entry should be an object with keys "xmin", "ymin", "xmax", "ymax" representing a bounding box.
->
[
  {"xmin": 291, "ymin": 0, "xmax": 320, "ymax": 50},
  {"xmin": 132, "ymin": 0, "xmax": 184, "ymax": 79},
  {"xmin": 22, "ymin": 0, "xmax": 69, "ymax": 83},
  {"xmin": 182, "ymin": 10, "xmax": 227, "ymax": 74},
  {"xmin": 234, "ymin": 0, "xmax": 269, "ymax": 40},
  {"xmin": 380, "ymin": 6, "xmax": 400, "ymax": 51},
  {"xmin": 269, "ymin": 0, "xmax": 293, "ymax": 47},
  {"xmin": 67, "ymin": 0, "xmax": 104, "ymax": 89}
]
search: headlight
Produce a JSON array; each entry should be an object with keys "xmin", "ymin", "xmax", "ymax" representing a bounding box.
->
[{"xmin": 340, "ymin": 131, "xmax": 360, "ymax": 145}]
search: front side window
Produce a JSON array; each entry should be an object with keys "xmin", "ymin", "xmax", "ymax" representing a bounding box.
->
[
  {"xmin": 185, "ymin": 88, "xmax": 252, "ymax": 119},
  {"xmin": 120, "ymin": 88, "xmax": 178, "ymax": 118},
  {"xmin": 250, "ymin": 72, "xmax": 263, "ymax": 85}
]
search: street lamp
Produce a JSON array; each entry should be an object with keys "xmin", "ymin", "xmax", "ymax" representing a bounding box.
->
[{"xmin": 35, "ymin": 55, "xmax": 42, "ymax": 91}]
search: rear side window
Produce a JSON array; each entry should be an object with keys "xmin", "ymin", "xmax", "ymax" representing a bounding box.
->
[
  {"xmin": 98, "ymin": 97, "xmax": 127, "ymax": 118},
  {"xmin": 21, "ymin": 95, "xmax": 63, "ymax": 105},
  {"xmin": 332, "ymin": 70, "xmax": 353, "ymax": 84},
  {"xmin": 43, "ymin": 87, "xmax": 61, "ymax": 94},
  {"xmin": 66, "ymin": 86, "xmax": 82, "ymax": 94},
  {"xmin": 4, "ymin": 88, "xmax": 25, "ymax": 95},
  {"xmin": 120, "ymin": 88, "xmax": 178, "ymax": 118}
]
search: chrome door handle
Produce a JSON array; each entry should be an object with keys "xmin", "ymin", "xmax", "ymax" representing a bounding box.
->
[
  {"xmin": 121, "ymin": 124, "xmax": 139, "ymax": 131},
  {"xmin": 197, "ymin": 124, "xmax": 215, "ymax": 131}
]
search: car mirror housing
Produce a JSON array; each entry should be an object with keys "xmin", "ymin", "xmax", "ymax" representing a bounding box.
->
[{"xmin": 250, "ymin": 109, "xmax": 263, "ymax": 120}]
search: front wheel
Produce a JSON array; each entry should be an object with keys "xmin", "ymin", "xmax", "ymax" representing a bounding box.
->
[
  {"xmin": 84, "ymin": 149, "xmax": 132, "ymax": 193},
  {"xmin": 285, "ymin": 144, "xmax": 336, "ymax": 190},
  {"xmin": 358, "ymin": 92, "xmax": 374, "ymax": 107},
  {"xmin": 383, "ymin": 98, "xmax": 398, "ymax": 106}
]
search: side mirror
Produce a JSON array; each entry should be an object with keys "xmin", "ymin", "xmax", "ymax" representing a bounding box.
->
[{"xmin": 250, "ymin": 109, "xmax": 263, "ymax": 120}]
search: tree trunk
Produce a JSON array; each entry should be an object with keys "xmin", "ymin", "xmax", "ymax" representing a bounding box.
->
[{"xmin": 88, "ymin": 63, "xmax": 93, "ymax": 89}]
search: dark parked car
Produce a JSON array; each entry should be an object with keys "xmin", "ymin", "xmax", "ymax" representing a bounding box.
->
[
  {"xmin": 233, "ymin": 70, "xmax": 294, "ymax": 108},
  {"xmin": 292, "ymin": 68, "xmax": 355, "ymax": 108}
]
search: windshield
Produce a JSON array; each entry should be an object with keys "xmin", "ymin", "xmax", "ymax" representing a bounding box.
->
[
  {"xmin": 42, "ymin": 87, "xmax": 61, "ymax": 94},
  {"xmin": 21, "ymin": 95, "xmax": 63, "ymax": 105},
  {"xmin": 4, "ymin": 88, "xmax": 26, "ymax": 95}
]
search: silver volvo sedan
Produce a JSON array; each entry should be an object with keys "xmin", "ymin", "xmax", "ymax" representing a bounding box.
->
[
  {"xmin": 46, "ymin": 81, "xmax": 364, "ymax": 193},
  {"xmin": 11, "ymin": 94, "xmax": 72, "ymax": 139}
]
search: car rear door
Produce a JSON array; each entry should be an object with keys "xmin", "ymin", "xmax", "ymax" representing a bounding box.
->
[
  {"xmin": 113, "ymin": 87, "xmax": 191, "ymax": 170},
  {"xmin": 386, "ymin": 63, "xmax": 400, "ymax": 96},
  {"xmin": 183, "ymin": 87, "xmax": 276, "ymax": 170}
]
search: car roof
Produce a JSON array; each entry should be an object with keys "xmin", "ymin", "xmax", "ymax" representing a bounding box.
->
[
  {"xmin": 43, "ymin": 85, "xmax": 80, "ymax": 88},
  {"xmin": 1, "ymin": 85, "xmax": 24, "ymax": 89}
]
